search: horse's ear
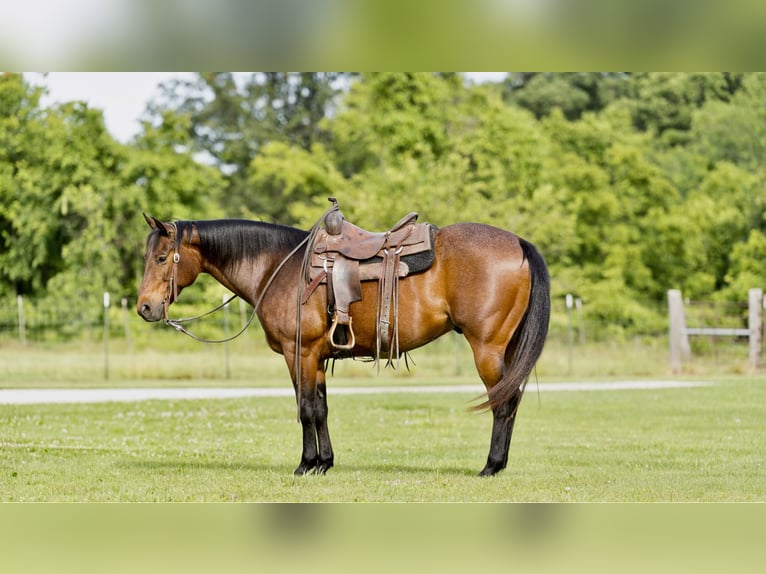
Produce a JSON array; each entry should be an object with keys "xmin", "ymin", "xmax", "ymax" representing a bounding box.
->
[
  {"xmin": 143, "ymin": 213, "xmax": 171, "ymax": 237},
  {"xmin": 143, "ymin": 213, "xmax": 158, "ymax": 229}
]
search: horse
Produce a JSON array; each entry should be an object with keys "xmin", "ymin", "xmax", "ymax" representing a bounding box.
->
[{"xmin": 137, "ymin": 211, "xmax": 550, "ymax": 476}]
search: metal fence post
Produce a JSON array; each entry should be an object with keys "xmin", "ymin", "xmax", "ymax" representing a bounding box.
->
[
  {"xmin": 566, "ymin": 293, "xmax": 574, "ymax": 374},
  {"xmin": 575, "ymin": 297, "xmax": 585, "ymax": 344}
]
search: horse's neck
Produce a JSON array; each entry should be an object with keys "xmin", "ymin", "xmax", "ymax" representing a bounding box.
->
[{"xmin": 202, "ymin": 250, "xmax": 293, "ymax": 308}]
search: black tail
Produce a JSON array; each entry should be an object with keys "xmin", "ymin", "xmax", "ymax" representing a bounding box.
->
[{"xmin": 484, "ymin": 237, "xmax": 550, "ymax": 412}]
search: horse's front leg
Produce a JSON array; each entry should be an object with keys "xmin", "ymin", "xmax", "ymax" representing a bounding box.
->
[
  {"xmin": 314, "ymin": 365, "xmax": 334, "ymax": 474},
  {"xmin": 289, "ymin": 350, "xmax": 334, "ymax": 476}
]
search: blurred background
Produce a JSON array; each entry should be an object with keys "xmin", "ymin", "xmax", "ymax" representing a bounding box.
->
[{"xmin": 3, "ymin": 71, "xmax": 766, "ymax": 381}]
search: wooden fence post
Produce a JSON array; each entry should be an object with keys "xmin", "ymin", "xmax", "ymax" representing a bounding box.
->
[
  {"xmin": 668, "ymin": 289, "xmax": 690, "ymax": 373},
  {"xmin": 748, "ymin": 288, "xmax": 762, "ymax": 371},
  {"xmin": 103, "ymin": 292, "xmax": 110, "ymax": 381},
  {"xmin": 17, "ymin": 294, "xmax": 26, "ymax": 345}
]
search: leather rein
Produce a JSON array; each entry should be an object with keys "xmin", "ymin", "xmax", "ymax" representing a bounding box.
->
[{"xmin": 162, "ymin": 221, "xmax": 309, "ymax": 344}]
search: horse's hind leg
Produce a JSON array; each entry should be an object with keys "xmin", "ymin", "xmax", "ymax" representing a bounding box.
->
[
  {"xmin": 468, "ymin": 344, "xmax": 520, "ymax": 477},
  {"xmin": 480, "ymin": 392, "xmax": 521, "ymax": 477}
]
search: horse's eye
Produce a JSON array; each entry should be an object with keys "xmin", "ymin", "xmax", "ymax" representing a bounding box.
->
[{"xmin": 157, "ymin": 255, "xmax": 168, "ymax": 264}]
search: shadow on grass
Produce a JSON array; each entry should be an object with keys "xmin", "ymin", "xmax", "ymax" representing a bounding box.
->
[
  {"xmin": 120, "ymin": 457, "xmax": 479, "ymax": 477},
  {"xmin": 343, "ymin": 462, "xmax": 479, "ymax": 477}
]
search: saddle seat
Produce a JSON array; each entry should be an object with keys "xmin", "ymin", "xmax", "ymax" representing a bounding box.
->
[
  {"xmin": 301, "ymin": 199, "xmax": 434, "ymax": 363},
  {"xmin": 313, "ymin": 211, "xmax": 421, "ymax": 260}
]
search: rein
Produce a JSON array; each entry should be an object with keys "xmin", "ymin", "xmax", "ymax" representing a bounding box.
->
[{"xmin": 162, "ymin": 221, "xmax": 311, "ymax": 344}]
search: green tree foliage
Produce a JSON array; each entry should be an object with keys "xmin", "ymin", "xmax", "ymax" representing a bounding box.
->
[
  {"xmin": 4, "ymin": 72, "xmax": 766, "ymax": 338},
  {"xmin": 246, "ymin": 141, "xmax": 345, "ymax": 224},
  {"xmin": 628, "ymin": 72, "xmax": 744, "ymax": 144},
  {"xmin": 327, "ymin": 73, "xmax": 548, "ymax": 229},
  {"xmin": 0, "ymin": 74, "xmax": 221, "ymax": 323},
  {"xmin": 502, "ymin": 72, "xmax": 631, "ymax": 120},
  {"xmin": 149, "ymin": 72, "xmax": 350, "ymax": 222}
]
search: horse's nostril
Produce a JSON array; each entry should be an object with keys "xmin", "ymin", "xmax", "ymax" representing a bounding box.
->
[{"xmin": 140, "ymin": 303, "xmax": 151, "ymax": 317}]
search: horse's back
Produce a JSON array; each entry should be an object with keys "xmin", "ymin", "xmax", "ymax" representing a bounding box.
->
[{"xmin": 435, "ymin": 222, "xmax": 525, "ymax": 259}]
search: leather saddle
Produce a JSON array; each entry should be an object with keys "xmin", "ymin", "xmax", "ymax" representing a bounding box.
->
[{"xmin": 301, "ymin": 198, "xmax": 434, "ymax": 363}]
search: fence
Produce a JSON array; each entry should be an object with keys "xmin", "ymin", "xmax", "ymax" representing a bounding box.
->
[
  {"xmin": 7, "ymin": 290, "xmax": 755, "ymax": 381},
  {"xmin": 1, "ymin": 292, "xmax": 254, "ymax": 380},
  {"xmin": 2, "ymin": 294, "xmax": 135, "ymax": 344},
  {"xmin": 668, "ymin": 288, "xmax": 763, "ymax": 373}
]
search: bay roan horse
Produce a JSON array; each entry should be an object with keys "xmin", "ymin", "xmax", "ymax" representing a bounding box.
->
[{"xmin": 137, "ymin": 213, "xmax": 550, "ymax": 476}]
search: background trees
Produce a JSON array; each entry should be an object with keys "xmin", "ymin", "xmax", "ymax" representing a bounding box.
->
[
  {"xmin": 149, "ymin": 72, "xmax": 350, "ymax": 223},
  {"xmin": 0, "ymin": 73, "xmax": 221, "ymax": 322},
  {"xmin": 3, "ymin": 71, "xmax": 766, "ymax": 336}
]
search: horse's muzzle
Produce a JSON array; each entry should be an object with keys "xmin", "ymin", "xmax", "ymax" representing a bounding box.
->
[{"xmin": 137, "ymin": 301, "xmax": 164, "ymax": 322}]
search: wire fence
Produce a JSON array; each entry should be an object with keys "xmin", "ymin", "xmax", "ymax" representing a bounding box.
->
[
  {"xmin": 2, "ymin": 292, "xmax": 669, "ymax": 343},
  {"xmin": 0, "ymin": 293, "xmax": 257, "ymax": 344},
  {"xmin": 679, "ymin": 297, "xmax": 755, "ymax": 367},
  {"xmin": 1, "ymin": 291, "xmax": 759, "ymax": 381}
]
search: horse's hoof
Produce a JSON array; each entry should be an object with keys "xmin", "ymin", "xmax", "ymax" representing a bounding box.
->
[
  {"xmin": 294, "ymin": 461, "xmax": 317, "ymax": 476},
  {"xmin": 479, "ymin": 463, "xmax": 505, "ymax": 477},
  {"xmin": 313, "ymin": 461, "xmax": 334, "ymax": 475}
]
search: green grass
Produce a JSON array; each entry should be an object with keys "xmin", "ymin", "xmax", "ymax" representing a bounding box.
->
[
  {"xmin": 1, "ymin": 377, "xmax": 763, "ymax": 501},
  {"xmin": 2, "ymin": 330, "xmax": 763, "ymax": 501}
]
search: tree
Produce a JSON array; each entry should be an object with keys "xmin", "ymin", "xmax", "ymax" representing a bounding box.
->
[
  {"xmin": 502, "ymin": 72, "xmax": 631, "ymax": 120},
  {"xmin": 326, "ymin": 73, "xmax": 549, "ymax": 230},
  {"xmin": 149, "ymin": 72, "xmax": 350, "ymax": 221},
  {"xmin": 6, "ymin": 71, "xmax": 766, "ymax": 338},
  {"xmin": 689, "ymin": 73, "xmax": 766, "ymax": 171},
  {"xmin": 246, "ymin": 141, "xmax": 345, "ymax": 226},
  {"xmin": 0, "ymin": 74, "xmax": 223, "ymax": 322},
  {"xmin": 722, "ymin": 229, "xmax": 766, "ymax": 301},
  {"xmin": 629, "ymin": 72, "xmax": 744, "ymax": 144},
  {"xmin": 0, "ymin": 73, "xmax": 124, "ymax": 302}
]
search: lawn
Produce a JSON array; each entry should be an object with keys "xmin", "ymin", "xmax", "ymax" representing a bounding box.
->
[{"xmin": 1, "ymin": 376, "xmax": 763, "ymax": 501}]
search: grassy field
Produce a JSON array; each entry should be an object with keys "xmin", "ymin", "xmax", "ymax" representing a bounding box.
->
[
  {"xmin": 1, "ymin": 374, "xmax": 763, "ymax": 501},
  {"xmin": 1, "ymin": 330, "xmax": 763, "ymax": 501}
]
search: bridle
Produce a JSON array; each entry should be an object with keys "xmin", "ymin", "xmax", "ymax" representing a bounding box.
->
[
  {"xmin": 160, "ymin": 221, "xmax": 251, "ymax": 343},
  {"xmin": 159, "ymin": 220, "xmax": 310, "ymax": 344},
  {"xmin": 161, "ymin": 222, "xmax": 183, "ymax": 323}
]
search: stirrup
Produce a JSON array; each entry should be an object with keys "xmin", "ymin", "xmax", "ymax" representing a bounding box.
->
[{"xmin": 328, "ymin": 316, "xmax": 356, "ymax": 350}]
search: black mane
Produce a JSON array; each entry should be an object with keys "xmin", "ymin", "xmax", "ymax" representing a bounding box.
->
[{"xmin": 178, "ymin": 219, "xmax": 308, "ymax": 274}]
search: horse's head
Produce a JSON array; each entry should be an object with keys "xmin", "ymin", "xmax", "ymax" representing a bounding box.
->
[{"xmin": 137, "ymin": 214, "xmax": 201, "ymax": 322}]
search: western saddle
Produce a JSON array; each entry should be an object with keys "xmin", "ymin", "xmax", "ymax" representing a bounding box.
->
[{"xmin": 300, "ymin": 198, "xmax": 434, "ymax": 365}]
